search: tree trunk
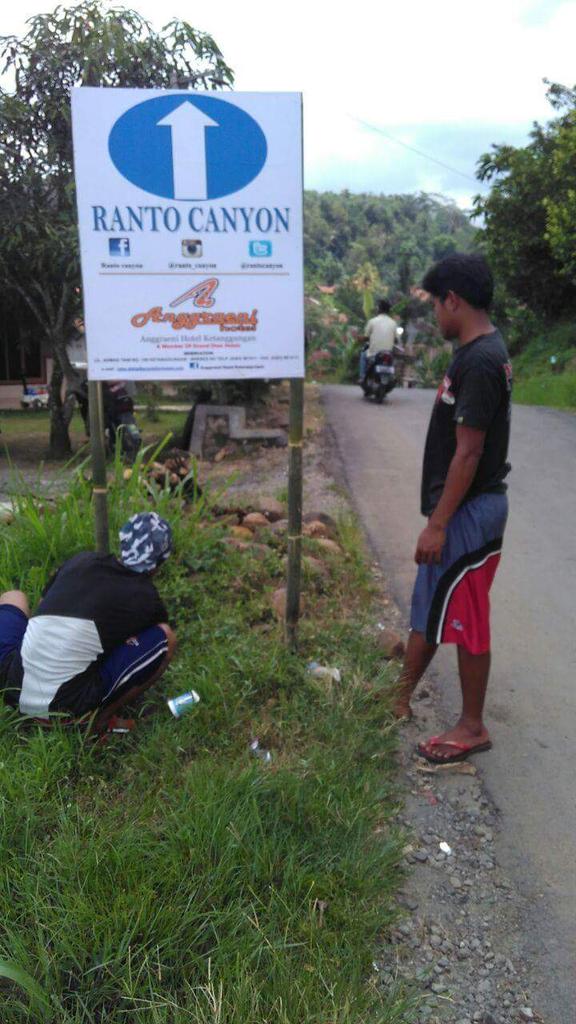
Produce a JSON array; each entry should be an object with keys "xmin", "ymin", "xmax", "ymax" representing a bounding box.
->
[
  {"xmin": 47, "ymin": 338, "xmax": 82, "ymax": 459},
  {"xmin": 47, "ymin": 359, "xmax": 72, "ymax": 459}
]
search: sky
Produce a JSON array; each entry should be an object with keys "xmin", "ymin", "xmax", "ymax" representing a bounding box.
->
[{"xmin": 3, "ymin": 0, "xmax": 576, "ymax": 209}]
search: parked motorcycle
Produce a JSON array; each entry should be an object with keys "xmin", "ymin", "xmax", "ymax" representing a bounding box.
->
[
  {"xmin": 103, "ymin": 381, "xmax": 141, "ymax": 459},
  {"xmin": 360, "ymin": 346, "xmax": 398, "ymax": 403},
  {"xmin": 21, "ymin": 376, "xmax": 49, "ymax": 410},
  {"xmin": 68, "ymin": 379, "xmax": 141, "ymax": 459}
]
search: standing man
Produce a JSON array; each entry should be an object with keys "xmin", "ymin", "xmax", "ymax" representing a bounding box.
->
[
  {"xmin": 394, "ymin": 254, "xmax": 513, "ymax": 764},
  {"xmin": 359, "ymin": 298, "xmax": 398, "ymax": 381}
]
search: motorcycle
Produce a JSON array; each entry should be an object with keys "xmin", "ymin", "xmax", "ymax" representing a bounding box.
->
[
  {"xmin": 21, "ymin": 377, "xmax": 49, "ymax": 410},
  {"xmin": 360, "ymin": 345, "xmax": 398, "ymax": 403},
  {"xmin": 68, "ymin": 379, "xmax": 142, "ymax": 460},
  {"xmin": 103, "ymin": 381, "xmax": 141, "ymax": 460}
]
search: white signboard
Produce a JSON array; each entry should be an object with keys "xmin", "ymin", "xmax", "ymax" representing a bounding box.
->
[{"xmin": 71, "ymin": 89, "xmax": 304, "ymax": 381}]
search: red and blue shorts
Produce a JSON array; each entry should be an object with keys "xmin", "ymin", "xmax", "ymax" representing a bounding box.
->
[{"xmin": 410, "ymin": 492, "xmax": 508, "ymax": 655}]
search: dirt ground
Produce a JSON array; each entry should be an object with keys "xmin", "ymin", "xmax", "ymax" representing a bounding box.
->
[
  {"xmin": 205, "ymin": 382, "xmax": 351, "ymax": 516},
  {"xmin": 0, "ymin": 383, "xmax": 345, "ymax": 515}
]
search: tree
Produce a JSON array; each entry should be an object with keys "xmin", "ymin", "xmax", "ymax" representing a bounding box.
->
[
  {"xmin": 543, "ymin": 127, "xmax": 576, "ymax": 282},
  {"xmin": 473, "ymin": 81, "xmax": 576, "ymax": 320},
  {"xmin": 303, "ymin": 190, "xmax": 476, "ymax": 297},
  {"xmin": 352, "ymin": 261, "xmax": 381, "ymax": 320},
  {"xmin": 541, "ymin": 83, "xmax": 576, "ymax": 283},
  {"xmin": 0, "ymin": 1, "xmax": 232, "ymax": 457},
  {"xmin": 432, "ymin": 233, "xmax": 457, "ymax": 260}
]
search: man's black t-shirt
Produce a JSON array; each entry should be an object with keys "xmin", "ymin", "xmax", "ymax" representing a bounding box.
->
[
  {"xmin": 36, "ymin": 552, "xmax": 168, "ymax": 651},
  {"xmin": 421, "ymin": 330, "xmax": 512, "ymax": 517}
]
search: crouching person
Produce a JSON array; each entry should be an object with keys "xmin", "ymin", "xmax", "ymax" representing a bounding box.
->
[{"xmin": 0, "ymin": 512, "xmax": 176, "ymax": 732}]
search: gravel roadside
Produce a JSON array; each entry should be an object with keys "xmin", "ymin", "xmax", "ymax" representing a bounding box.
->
[{"xmin": 378, "ymin": 696, "xmax": 544, "ymax": 1024}]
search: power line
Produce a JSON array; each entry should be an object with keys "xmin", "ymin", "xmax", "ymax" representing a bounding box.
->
[{"xmin": 349, "ymin": 115, "xmax": 478, "ymax": 184}]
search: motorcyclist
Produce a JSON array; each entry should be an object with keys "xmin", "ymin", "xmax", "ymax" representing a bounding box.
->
[{"xmin": 358, "ymin": 299, "xmax": 399, "ymax": 382}]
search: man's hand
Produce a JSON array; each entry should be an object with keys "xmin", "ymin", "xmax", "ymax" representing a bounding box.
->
[
  {"xmin": 415, "ymin": 424, "xmax": 485, "ymax": 566},
  {"xmin": 415, "ymin": 522, "xmax": 446, "ymax": 565}
]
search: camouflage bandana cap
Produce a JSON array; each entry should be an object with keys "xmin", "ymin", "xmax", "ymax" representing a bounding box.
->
[{"xmin": 119, "ymin": 512, "xmax": 173, "ymax": 573}]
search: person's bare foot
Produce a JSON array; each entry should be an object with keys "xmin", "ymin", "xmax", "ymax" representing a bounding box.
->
[
  {"xmin": 417, "ymin": 720, "xmax": 491, "ymax": 762},
  {"xmin": 393, "ymin": 699, "xmax": 414, "ymax": 722},
  {"xmin": 393, "ymin": 679, "xmax": 416, "ymax": 721}
]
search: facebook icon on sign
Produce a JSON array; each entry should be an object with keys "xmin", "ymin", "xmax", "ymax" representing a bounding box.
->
[{"xmin": 109, "ymin": 237, "xmax": 130, "ymax": 256}]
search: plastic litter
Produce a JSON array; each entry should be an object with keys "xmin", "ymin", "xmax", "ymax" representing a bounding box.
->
[
  {"xmin": 439, "ymin": 841, "xmax": 452, "ymax": 855},
  {"xmin": 249, "ymin": 738, "xmax": 272, "ymax": 764},
  {"xmin": 313, "ymin": 898, "xmax": 328, "ymax": 926},
  {"xmin": 307, "ymin": 661, "xmax": 342, "ymax": 683},
  {"xmin": 167, "ymin": 690, "xmax": 201, "ymax": 718}
]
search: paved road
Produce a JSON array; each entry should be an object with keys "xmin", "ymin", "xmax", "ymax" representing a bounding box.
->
[{"xmin": 323, "ymin": 384, "xmax": 576, "ymax": 1022}]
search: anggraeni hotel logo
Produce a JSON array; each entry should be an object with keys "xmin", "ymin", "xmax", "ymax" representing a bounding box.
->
[{"xmin": 130, "ymin": 279, "xmax": 258, "ymax": 333}]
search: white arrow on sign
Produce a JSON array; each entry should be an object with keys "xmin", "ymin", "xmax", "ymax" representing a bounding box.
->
[{"xmin": 158, "ymin": 101, "xmax": 219, "ymax": 200}]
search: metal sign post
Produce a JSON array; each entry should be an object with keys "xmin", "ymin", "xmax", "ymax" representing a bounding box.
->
[
  {"xmin": 285, "ymin": 378, "xmax": 304, "ymax": 650},
  {"xmin": 88, "ymin": 379, "xmax": 110, "ymax": 554}
]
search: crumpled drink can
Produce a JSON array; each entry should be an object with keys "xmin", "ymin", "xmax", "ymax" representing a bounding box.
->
[{"xmin": 167, "ymin": 690, "xmax": 200, "ymax": 718}]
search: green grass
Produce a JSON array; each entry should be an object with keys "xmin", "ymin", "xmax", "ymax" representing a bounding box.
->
[
  {"xmin": 511, "ymin": 320, "xmax": 576, "ymax": 411},
  {"xmin": 0, "ymin": 409, "xmax": 188, "ymax": 462},
  {"xmin": 513, "ymin": 372, "xmax": 576, "ymax": 410},
  {"xmin": 0, "ymin": 453, "xmax": 415, "ymax": 1023}
]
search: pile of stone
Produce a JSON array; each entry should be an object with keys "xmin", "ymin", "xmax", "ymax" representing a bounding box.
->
[
  {"xmin": 144, "ymin": 449, "xmax": 202, "ymax": 500},
  {"xmin": 215, "ymin": 501, "xmax": 346, "ymax": 618},
  {"xmin": 222, "ymin": 502, "xmax": 342, "ymax": 553}
]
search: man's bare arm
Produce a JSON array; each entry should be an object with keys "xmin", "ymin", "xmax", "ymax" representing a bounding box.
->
[{"xmin": 415, "ymin": 424, "xmax": 486, "ymax": 565}]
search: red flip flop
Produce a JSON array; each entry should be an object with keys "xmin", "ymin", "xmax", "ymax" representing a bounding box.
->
[{"xmin": 416, "ymin": 735, "xmax": 493, "ymax": 765}]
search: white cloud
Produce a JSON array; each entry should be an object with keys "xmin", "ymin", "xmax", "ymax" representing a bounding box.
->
[{"xmin": 3, "ymin": 0, "xmax": 574, "ymax": 201}]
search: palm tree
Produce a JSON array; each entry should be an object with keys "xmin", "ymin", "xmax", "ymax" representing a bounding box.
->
[{"xmin": 352, "ymin": 262, "xmax": 382, "ymax": 321}]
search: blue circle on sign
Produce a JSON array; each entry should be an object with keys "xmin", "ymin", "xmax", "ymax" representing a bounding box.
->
[{"xmin": 108, "ymin": 95, "xmax": 267, "ymax": 200}]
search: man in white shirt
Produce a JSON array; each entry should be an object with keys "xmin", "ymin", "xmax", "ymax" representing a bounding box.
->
[{"xmin": 359, "ymin": 299, "xmax": 398, "ymax": 380}]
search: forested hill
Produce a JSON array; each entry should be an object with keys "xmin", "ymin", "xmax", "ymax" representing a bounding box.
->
[{"xmin": 304, "ymin": 190, "xmax": 477, "ymax": 293}]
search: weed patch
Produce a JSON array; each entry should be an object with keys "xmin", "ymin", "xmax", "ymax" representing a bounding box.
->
[
  {"xmin": 513, "ymin": 371, "xmax": 576, "ymax": 410},
  {"xmin": 0, "ymin": 455, "xmax": 415, "ymax": 1022},
  {"xmin": 511, "ymin": 321, "xmax": 576, "ymax": 411}
]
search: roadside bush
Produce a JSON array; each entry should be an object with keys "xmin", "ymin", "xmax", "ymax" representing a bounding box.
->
[
  {"xmin": 509, "ymin": 320, "xmax": 576, "ymax": 409},
  {"xmin": 415, "ymin": 348, "xmax": 452, "ymax": 388},
  {"xmin": 338, "ymin": 337, "xmax": 361, "ymax": 383},
  {"xmin": 512, "ymin": 320, "xmax": 576, "ymax": 375}
]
